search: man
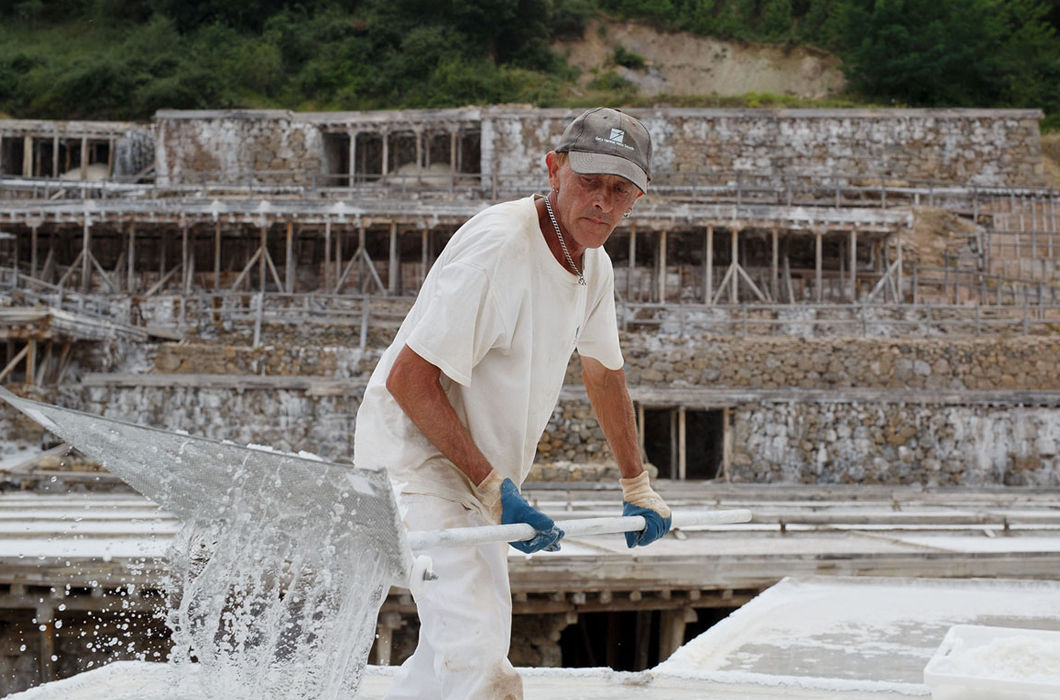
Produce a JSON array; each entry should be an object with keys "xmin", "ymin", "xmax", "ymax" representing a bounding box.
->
[{"xmin": 354, "ymin": 107, "xmax": 672, "ymax": 700}]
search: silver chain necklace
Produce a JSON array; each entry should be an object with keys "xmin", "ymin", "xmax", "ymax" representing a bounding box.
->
[{"xmin": 544, "ymin": 192, "xmax": 586, "ymax": 286}]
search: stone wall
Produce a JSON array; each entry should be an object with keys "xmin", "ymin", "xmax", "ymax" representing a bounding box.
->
[
  {"xmin": 480, "ymin": 107, "xmax": 1048, "ymax": 188},
  {"xmin": 155, "ymin": 110, "xmax": 324, "ymax": 186},
  {"xmin": 617, "ymin": 335, "xmax": 1060, "ymax": 391},
  {"xmin": 731, "ymin": 403, "xmax": 1060, "ymax": 487},
  {"xmin": 156, "ymin": 107, "xmax": 1047, "ymax": 188}
]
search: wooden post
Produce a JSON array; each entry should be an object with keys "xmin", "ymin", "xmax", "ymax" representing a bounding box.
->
[
  {"xmin": 81, "ymin": 218, "xmax": 91, "ymax": 293},
  {"xmin": 181, "ymin": 221, "xmax": 189, "ymax": 294},
  {"xmin": 126, "ymin": 221, "xmax": 136, "ymax": 293},
  {"xmin": 213, "ymin": 220, "xmax": 222, "ymax": 290},
  {"xmin": 658, "ymin": 608, "xmax": 693, "ymax": 662},
  {"xmin": 677, "ymin": 406, "xmax": 687, "ymax": 480},
  {"xmin": 107, "ymin": 137, "xmax": 115, "ymax": 178},
  {"xmin": 259, "ymin": 224, "xmax": 267, "ymax": 293},
  {"xmin": 80, "ymin": 136, "xmax": 88, "ymax": 180},
  {"xmin": 348, "ymin": 130, "xmax": 357, "ymax": 187},
  {"xmin": 381, "ymin": 131, "xmax": 390, "ymax": 181},
  {"xmin": 51, "ymin": 134, "xmax": 59, "ymax": 178},
  {"xmin": 815, "ymin": 229, "xmax": 823, "ymax": 303},
  {"xmin": 285, "ymin": 220, "xmax": 294, "ymax": 293},
  {"xmin": 324, "ymin": 219, "xmax": 332, "ymax": 292},
  {"xmin": 335, "ymin": 225, "xmax": 343, "ymax": 291},
  {"xmin": 771, "ymin": 226, "xmax": 779, "ymax": 301},
  {"xmin": 705, "ymin": 225, "xmax": 713, "ymax": 305},
  {"xmin": 730, "ymin": 228, "xmax": 739, "ymax": 303},
  {"xmin": 25, "ymin": 339, "xmax": 36, "ymax": 387},
  {"xmin": 22, "ymin": 135, "xmax": 32, "ymax": 177},
  {"xmin": 30, "ymin": 225, "xmax": 38, "ymax": 279},
  {"xmin": 38, "ymin": 606, "xmax": 55, "ymax": 683},
  {"xmin": 388, "ymin": 220, "xmax": 398, "ymax": 296},
  {"xmin": 657, "ymin": 230, "xmax": 667, "ymax": 303},
  {"xmin": 849, "ymin": 227, "xmax": 858, "ymax": 302},
  {"xmin": 722, "ymin": 406, "xmax": 732, "ymax": 481}
]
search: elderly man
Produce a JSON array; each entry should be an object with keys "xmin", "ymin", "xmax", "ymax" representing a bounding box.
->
[{"xmin": 354, "ymin": 107, "xmax": 672, "ymax": 700}]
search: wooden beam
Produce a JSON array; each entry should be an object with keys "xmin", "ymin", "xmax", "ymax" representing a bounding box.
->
[
  {"xmin": 815, "ymin": 229, "xmax": 823, "ymax": 303},
  {"xmin": 0, "ymin": 344, "xmax": 29, "ymax": 385},
  {"xmin": 678, "ymin": 405, "xmax": 687, "ymax": 480},
  {"xmin": 388, "ymin": 220, "xmax": 398, "ymax": 296},
  {"xmin": 181, "ymin": 220, "xmax": 189, "ymax": 294},
  {"xmin": 30, "ymin": 225, "xmax": 38, "ymax": 279},
  {"xmin": 259, "ymin": 225, "xmax": 267, "ymax": 293},
  {"xmin": 324, "ymin": 219, "xmax": 332, "ymax": 291},
  {"xmin": 81, "ymin": 219, "xmax": 91, "ymax": 293},
  {"xmin": 730, "ymin": 228, "xmax": 739, "ymax": 302},
  {"xmin": 127, "ymin": 220, "xmax": 136, "ymax": 293},
  {"xmin": 25, "ymin": 339, "xmax": 36, "ymax": 387},
  {"xmin": 705, "ymin": 225, "xmax": 713, "ymax": 305},
  {"xmin": 850, "ymin": 227, "xmax": 858, "ymax": 302},
  {"xmin": 771, "ymin": 226, "xmax": 779, "ymax": 301},
  {"xmin": 22, "ymin": 135, "xmax": 32, "ymax": 177},
  {"xmin": 213, "ymin": 220, "xmax": 221, "ymax": 291},
  {"xmin": 657, "ymin": 229, "xmax": 667, "ymax": 303},
  {"xmin": 80, "ymin": 136, "xmax": 88, "ymax": 180},
  {"xmin": 285, "ymin": 221, "xmax": 294, "ymax": 293}
]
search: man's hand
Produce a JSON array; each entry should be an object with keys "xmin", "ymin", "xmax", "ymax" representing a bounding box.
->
[
  {"xmin": 499, "ymin": 478, "xmax": 564, "ymax": 553},
  {"xmin": 620, "ymin": 471, "xmax": 672, "ymax": 548}
]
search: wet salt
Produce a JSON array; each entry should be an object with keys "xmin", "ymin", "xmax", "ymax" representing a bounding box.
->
[{"xmin": 938, "ymin": 636, "xmax": 1060, "ymax": 682}]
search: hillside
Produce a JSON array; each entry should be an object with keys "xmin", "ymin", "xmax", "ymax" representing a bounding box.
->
[{"xmin": 556, "ymin": 18, "xmax": 845, "ymax": 100}]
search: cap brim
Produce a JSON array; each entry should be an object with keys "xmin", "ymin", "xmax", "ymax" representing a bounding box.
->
[{"xmin": 568, "ymin": 151, "xmax": 648, "ymax": 193}]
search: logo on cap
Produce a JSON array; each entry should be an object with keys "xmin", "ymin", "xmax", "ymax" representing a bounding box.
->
[{"xmin": 595, "ymin": 128, "xmax": 634, "ymax": 152}]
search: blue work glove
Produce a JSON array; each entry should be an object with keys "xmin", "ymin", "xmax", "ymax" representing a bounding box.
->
[
  {"xmin": 500, "ymin": 478, "xmax": 564, "ymax": 553},
  {"xmin": 620, "ymin": 471, "xmax": 672, "ymax": 548}
]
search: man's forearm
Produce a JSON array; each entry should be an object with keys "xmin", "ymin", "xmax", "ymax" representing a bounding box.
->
[
  {"xmin": 581, "ymin": 356, "xmax": 644, "ymax": 479},
  {"xmin": 386, "ymin": 344, "xmax": 494, "ymax": 486}
]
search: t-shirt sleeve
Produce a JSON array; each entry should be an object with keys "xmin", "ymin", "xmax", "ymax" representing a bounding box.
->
[
  {"xmin": 404, "ymin": 261, "xmax": 506, "ymax": 386},
  {"xmin": 576, "ymin": 264, "xmax": 624, "ymax": 371}
]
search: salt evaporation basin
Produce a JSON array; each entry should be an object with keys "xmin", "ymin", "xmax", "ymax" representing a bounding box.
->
[{"xmin": 924, "ymin": 625, "xmax": 1060, "ymax": 700}]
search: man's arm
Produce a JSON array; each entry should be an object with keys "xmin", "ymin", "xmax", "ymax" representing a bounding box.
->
[
  {"xmin": 580, "ymin": 355, "xmax": 644, "ymax": 479},
  {"xmin": 385, "ymin": 344, "xmax": 493, "ymax": 486},
  {"xmin": 386, "ymin": 343, "xmax": 563, "ymax": 550},
  {"xmin": 582, "ymin": 355, "xmax": 671, "ymax": 547}
]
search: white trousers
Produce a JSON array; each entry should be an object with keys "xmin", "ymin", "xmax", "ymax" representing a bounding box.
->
[{"xmin": 385, "ymin": 493, "xmax": 523, "ymax": 700}]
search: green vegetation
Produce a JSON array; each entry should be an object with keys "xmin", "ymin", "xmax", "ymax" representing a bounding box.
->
[{"xmin": 0, "ymin": 0, "xmax": 1057, "ymax": 124}]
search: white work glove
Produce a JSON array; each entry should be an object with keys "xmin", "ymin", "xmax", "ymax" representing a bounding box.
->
[{"xmin": 620, "ymin": 471, "xmax": 672, "ymax": 548}]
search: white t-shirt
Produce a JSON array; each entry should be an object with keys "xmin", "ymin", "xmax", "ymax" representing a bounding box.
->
[{"xmin": 353, "ymin": 195, "xmax": 623, "ymax": 519}]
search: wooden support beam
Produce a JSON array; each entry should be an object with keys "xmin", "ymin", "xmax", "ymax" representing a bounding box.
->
[
  {"xmin": 658, "ymin": 607, "xmax": 694, "ymax": 662},
  {"xmin": 285, "ymin": 220, "xmax": 295, "ymax": 293},
  {"xmin": 771, "ymin": 226, "xmax": 779, "ymax": 301},
  {"xmin": 348, "ymin": 131, "xmax": 357, "ymax": 188},
  {"xmin": 705, "ymin": 225, "xmax": 713, "ymax": 305},
  {"xmin": 25, "ymin": 339, "xmax": 36, "ymax": 387},
  {"xmin": 181, "ymin": 221, "xmax": 189, "ymax": 294},
  {"xmin": 127, "ymin": 220, "xmax": 136, "ymax": 293},
  {"xmin": 730, "ymin": 228, "xmax": 739, "ymax": 303},
  {"xmin": 80, "ymin": 136, "xmax": 88, "ymax": 180},
  {"xmin": 850, "ymin": 227, "xmax": 858, "ymax": 302},
  {"xmin": 657, "ymin": 229, "xmax": 667, "ymax": 303},
  {"xmin": 324, "ymin": 219, "xmax": 332, "ymax": 292},
  {"xmin": 81, "ymin": 218, "xmax": 91, "ymax": 293},
  {"xmin": 388, "ymin": 220, "xmax": 398, "ymax": 296},
  {"xmin": 0, "ymin": 344, "xmax": 29, "ymax": 385},
  {"xmin": 259, "ymin": 225, "xmax": 267, "ymax": 293},
  {"xmin": 213, "ymin": 220, "xmax": 221, "ymax": 291},
  {"xmin": 815, "ymin": 229, "xmax": 823, "ymax": 303},
  {"xmin": 30, "ymin": 225, "xmax": 38, "ymax": 279},
  {"xmin": 38, "ymin": 606, "xmax": 55, "ymax": 683},
  {"xmin": 678, "ymin": 405, "xmax": 687, "ymax": 480},
  {"xmin": 51, "ymin": 134, "xmax": 59, "ymax": 179},
  {"xmin": 22, "ymin": 135, "xmax": 32, "ymax": 177}
]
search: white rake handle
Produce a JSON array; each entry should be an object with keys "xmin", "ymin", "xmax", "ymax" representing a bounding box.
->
[{"xmin": 406, "ymin": 508, "xmax": 752, "ymax": 551}]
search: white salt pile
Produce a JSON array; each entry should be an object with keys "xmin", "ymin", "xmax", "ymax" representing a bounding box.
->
[{"xmin": 934, "ymin": 636, "xmax": 1060, "ymax": 683}]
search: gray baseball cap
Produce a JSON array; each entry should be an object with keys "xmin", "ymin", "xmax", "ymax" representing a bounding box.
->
[{"xmin": 556, "ymin": 107, "xmax": 652, "ymax": 193}]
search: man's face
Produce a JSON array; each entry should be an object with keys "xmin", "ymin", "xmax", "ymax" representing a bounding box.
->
[{"xmin": 546, "ymin": 152, "xmax": 642, "ymax": 250}]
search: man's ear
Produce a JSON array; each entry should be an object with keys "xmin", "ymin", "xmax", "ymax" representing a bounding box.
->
[{"xmin": 545, "ymin": 151, "xmax": 560, "ymax": 189}]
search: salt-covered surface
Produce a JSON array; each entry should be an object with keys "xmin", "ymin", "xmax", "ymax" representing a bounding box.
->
[
  {"xmin": 7, "ymin": 660, "xmax": 927, "ymax": 699},
  {"xmin": 658, "ymin": 576, "xmax": 1060, "ymax": 688}
]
